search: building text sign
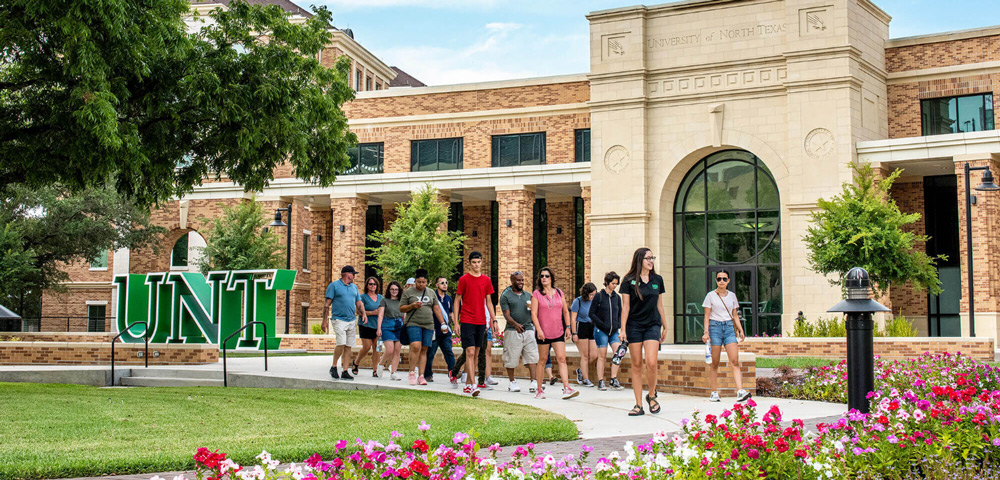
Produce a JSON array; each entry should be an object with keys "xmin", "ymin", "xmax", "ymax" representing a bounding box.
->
[{"xmin": 113, "ymin": 270, "xmax": 296, "ymax": 350}]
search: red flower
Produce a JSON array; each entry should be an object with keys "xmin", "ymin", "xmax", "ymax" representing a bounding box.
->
[
  {"xmin": 412, "ymin": 439, "xmax": 429, "ymax": 453},
  {"xmin": 410, "ymin": 460, "xmax": 430, "ymax": 476},
  {"xmin": 773, "ymin": 439, "xmax": 789, "ymax": 453},
  {"xmin": 706, "ymin": 414, "xmax": 718, "ymax": 424},
  {"xmin": 396, "ymin": 468, "xmax": 411, "ymax": 478},
  {"xmin": 794, "ymin": 449, "xmax": 807, "ymax": 458}
]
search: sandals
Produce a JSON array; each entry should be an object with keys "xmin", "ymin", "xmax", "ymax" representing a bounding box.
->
[
  {"xmin": 646, "ymin": 393, "xmax": 661, "ymax": 414},
  {"xmin": 351, "ymin": 362, "xmax": 360, "ymax": 375},
  {"xmin": 628, "ymin": 404, "xmax": 645, "ymax": 416}
]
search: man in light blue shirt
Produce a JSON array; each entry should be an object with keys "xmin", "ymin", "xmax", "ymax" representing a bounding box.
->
[{"xmin": 323, "ymin": 265, "xmax": 364, "ymax": 380}]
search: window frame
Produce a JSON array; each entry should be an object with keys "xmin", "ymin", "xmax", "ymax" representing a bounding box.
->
[
  {"xmin": 87, "ymin": 304, "xmax": 107, "ymax": 332},
  {"xmin": 574, "ymin": 129, "xmax": 591, "ymax": 163},
  {"xmin": 920, "ymin": 92, "xmax": 994, "ymax": 136},
  {"xmin": 345, "ymin": 142, "xmax": 384, "ymax": 175},
  {"xmin": 490, "ymin": 132, "xmax": 547, "ymax": 167},
  {"xmin": 410, "ymin": 138, "xmax": 464, "ymax": 172},
  {"xmin": 170, "ymin": 233, "xmax": 189, "ymax": 269},
  {"xmin": 302, "ymin": 232, "xmax": 310, "ymax": 271},
  {"xmin": 89, "ymin": 250, "xmax": 109, "ymax": 270}
]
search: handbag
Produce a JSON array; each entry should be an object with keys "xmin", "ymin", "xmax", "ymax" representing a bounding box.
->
[{"xmin": 714, "ymin": 291, "xmax": 741, "ymax": 342}]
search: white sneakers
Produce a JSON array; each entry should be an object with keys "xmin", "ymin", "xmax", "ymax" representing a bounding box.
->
[
  {"xmin": 486, "ymin": 376, "xmax": 499, "ymax": 386},
  {"xmin": 709, "ymin": 391, "xmax": 721, "ymax": 402},
  {"xmin": 528, "ymin": 380, "xmax": 538, "ymax": 393},
  {"xmin": 736, "ymin": 389, "xmax": 752, "ymax": 402},
  {"xmin": 389, "ymin": 372, "xmax": 400, "ymax": 381},
  {"xmin": 561, "ymin": 387, "xmax": 580, "ymax": 400},
  {"xmin": 376, "ymin": 363, "xmax": 384, "ymax": 377},
  {"xmin": 508, "ymin": 380, "xmax": 520, "ymax": 392}
]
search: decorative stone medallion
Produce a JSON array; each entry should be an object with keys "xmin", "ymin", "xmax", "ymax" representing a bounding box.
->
[
  {"xmin": 604, "ymin": 145, "xmax": 630, "ymax": 174},
  {"xmin": 804, "ymin": 128, "xmax": 834, "ymax": 158}
]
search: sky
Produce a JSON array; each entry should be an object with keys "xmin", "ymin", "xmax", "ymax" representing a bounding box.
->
[{"xmin": 306, "ymin": 0, "xmax": 1000, "ymax": 86}]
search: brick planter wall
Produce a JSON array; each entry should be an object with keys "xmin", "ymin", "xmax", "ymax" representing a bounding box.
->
[
  {"xmin": 0, "ymin": 342, "xmax": 218, "ymax": 365},
  {"xmin": 0, "ymin": 332, "xmax": 113, "ymax": 342},
  {"xmin": 742, "ymin": 337, "xmax": 994, "ymax": 361}
]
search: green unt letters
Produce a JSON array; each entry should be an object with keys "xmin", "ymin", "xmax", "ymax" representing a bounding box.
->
[{"xmin": 113, "ymin": 270, "xmax": 297, "ymax": 350}]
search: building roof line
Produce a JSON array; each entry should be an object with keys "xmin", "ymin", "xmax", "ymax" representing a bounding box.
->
[
  {"xmin": 887, "ymin": 24, "xmax": 1000, "ymax": 48},
  {"xmin": 357, "ymin": 73, "xmax": 588, "ymax": 98}
]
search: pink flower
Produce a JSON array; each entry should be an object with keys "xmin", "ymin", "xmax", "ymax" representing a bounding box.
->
[
  {"xmin": 747, "ymin": 449, "xmax": 759, "ymax": 459},
  {"xmin": 335, "ymin": 440, "xmax": 347, "ymax": 451},
  {"xmin": 453, "ymin": 432, "xmax": 469, "ymax": 444},
  {"xmin": 418, "ymin": 421, "xmax": 430, "ymax": 431}
]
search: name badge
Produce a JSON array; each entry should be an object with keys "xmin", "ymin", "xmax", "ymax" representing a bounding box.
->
[
  {"xmin": 631, "ymin": 280, "xmax": 636, "ymax": 285},
  {"xmin": 652, "ymin": 284, "xmax": 659, "ymax": 290}
]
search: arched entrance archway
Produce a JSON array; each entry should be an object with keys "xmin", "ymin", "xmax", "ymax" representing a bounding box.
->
[{"xmin": 672, "ymin": 150, "xmax": 782, "ymax": 343}]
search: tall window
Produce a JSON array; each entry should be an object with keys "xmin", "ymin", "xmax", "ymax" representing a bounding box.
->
[
  {"xmin": 673, "ymin": 150, "xmax": 782, "ymax": 343},
  {"xmin": 411, "ymin": 138, "xmax": 463, "ymax": 171},
  {"xmin": 491, "ymin": 132, "xmax": 545, "ymax": 167},
  {"xmin": 574, "ymin": 197, "xmax": 585, "ymax": 293},
  {"xmin": 302, "ymin": 234, "xmax": 310, "ymax": 270},
  {"xmin": 448, "ymin": 202, "xmax": 465, "ymax": 281},
  {"xmin": 490, "ymin": 201, "xmax": 499, "ymax": 305},
  {"xmin": 89, "ymin": 250, "xmax": 108, "ymax": 269},
  {"xmin": 574, "ymin": 129, "xmax": 591, "ymax": 163},
  {"xmin": 300, "ymin": 305, "xmax": 309, "ymax": 334},
  {"xmin": 171, "ymin": 233, "xmax": 189, "ymax": 268},
  {"xmin": 87, "ymin": 305, "xmax": 106, "ymax": 332},
  {"xmin": 925, "ymin": 175, "xmax": 961, "ymax": 336},
  {"xmin": 356, "ymin": 69, "xmax": 362, "ymax": 91},
  {"xmin": 533, "ymin": 199, "xmax": 547, "ymax": 278},
  {"xmin": 364, "ymin": 205, "xmax": 384, "ymax": 281},
  {"xmin": 921, "ymin": 93, "xmax": 994, "ymax": 136},
  {"xmin": 366, "ymin": 77, "xmax": 372, "ymax": 91},
  {"xmin": 346, "ymin": 143, "xmax": 384, "ymax": 175}
]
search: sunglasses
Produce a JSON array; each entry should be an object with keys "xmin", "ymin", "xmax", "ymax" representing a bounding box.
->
[
  {"xmin": 716, "ymin": 277, "xmax": 729, "ymax": 282},
  {"xmin": 539, "ymin": 274, "xmax": 551, "ymax": 278},
  {"xmin": 438, "ymin": 281, "xmax": 448, "ymax": 285}
]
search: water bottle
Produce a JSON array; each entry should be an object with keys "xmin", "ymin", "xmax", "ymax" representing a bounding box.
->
[
  {"xmin": 611, "ymin": 340, "xmax": 629, "ymax": 365},
  {"xmin": 704, "ymin": 340, "xmax": 712, "ymax": 364}
]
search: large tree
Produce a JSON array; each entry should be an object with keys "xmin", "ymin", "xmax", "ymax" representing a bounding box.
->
[
  {"xmin": 1, "ymin": 0, "xmax": 356, "ymax": 207},
  {"xmin": 803, "ymin": 162, "xmax": 942, "ymax": 297},
  {"xmin": 0, "ymin": 184, "xmax": 163, "ymax": 317},
  {"xmin": 367, "ymin": 186, "xmax": 466, "ymax": 284},
  {"xmin": 195, "ymin": 200, "xmax": 284, "ymax": 274}
]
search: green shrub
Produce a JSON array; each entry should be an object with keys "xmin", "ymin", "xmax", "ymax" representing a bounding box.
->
[
  {"xmin": 311, "ymin": 324, "xmax": 324, "ymax": 335},
  {"xmin": 790, "ymin": 314, "xmax": 917, "ymax": 337},
  {"xmin": 875, "ymin": 315, "xmax": 918, "ymax": 337}
]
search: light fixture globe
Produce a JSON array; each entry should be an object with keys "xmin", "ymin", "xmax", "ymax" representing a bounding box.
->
[
  {"xmin": 268, "ymin": 210, "xmax": 287, "ymax": 227},
  {"xmin": 975, "ymin": 168, "xmax": 1000, "ymax": 192}
]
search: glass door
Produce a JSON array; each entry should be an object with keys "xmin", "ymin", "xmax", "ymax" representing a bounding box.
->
[{"xmin": 708, "ymin": 266, "xmax": 757, "ymax": 335}]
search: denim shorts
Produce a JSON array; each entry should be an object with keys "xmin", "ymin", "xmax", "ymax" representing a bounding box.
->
[
  {"xmin": 405, "ymin": 324, "xmax": 433, "ymax": 346},
  {"xmin": 380, "ymin": 318, "xmax": 402, "ymax": 342},
  {"xmin": 709, "ymin": 320, "xmax": 738, "ymax": 346},
  {"xmin": 593, "ymin": 328, "xmax": 620, "ymax": 349}
]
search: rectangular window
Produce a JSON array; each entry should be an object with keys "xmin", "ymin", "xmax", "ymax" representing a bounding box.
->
[
  {"xmin": 301, "ymin": 305, "xmax": 309, "ymax": 334},
  {"xmin": 366, "ymin": 77, "xmax": 372, "ymax": 91},
  {"xmin": 574, "ymin": 129, "xmax": 591, "ymax": 163},
  {"xmin": 410, "ymin": 138, "xmax": 463, "ymax": 172},
  {"xmin": 491, "ymin": 132, "xmax": 546, "ymax": 167},
  {"xmin": 375, "ymin": 83, "xmax": 382, "ymax": 90},
  {"xmin": 89, "ymin": 250, "xmax": 108, "ymax": 269},
  {"xmin": 533, "ymin": 199, "xmax": 547, "ymax": 274},
  {"xmin": 345, "ymin": 143, "xmax": 384, "ymax": 175},
  {"xmin": 574, "ymin": 197, "xmax": 585, "ymax": 293},
  {"xmin": 356, "ymin": 69, "xmax": 362, "ymax": 91},
  {"xmin": 364, "ymin": 205, "xmax": 384, "ymax": 281},
  {"xmin": 302, "ymin": 234, "xmax": 310, "ymax": 270},
  {"xmin": 490, "ymin": 201, "xmax": 499, "ymax": 305},
  {"xmin": 87, "ymin": 305, "xmax": 106, "ymax": 332},
  {"xmin": 921, "ymin": 93, "xmax": 994, "ymax": 136}
]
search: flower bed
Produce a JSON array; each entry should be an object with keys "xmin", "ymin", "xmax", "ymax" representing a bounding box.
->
[{"xmin": 172, "ymin": 354, "xmax": 1000, "ymax": 480}]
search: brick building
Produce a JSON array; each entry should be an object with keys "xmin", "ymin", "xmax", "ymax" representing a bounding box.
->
[{"xmin": 34, "ymin": 0, "xmax": 1000, "ymax": 344}]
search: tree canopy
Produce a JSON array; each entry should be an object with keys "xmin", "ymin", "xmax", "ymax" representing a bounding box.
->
[
  {"xmin": 803, "ymin": 162, "xmax": 942, "ymax": 297},
  {"xmin": 0, "ymin": 184, "xmax": 163, "ymax": 317},
  {"xmin": 367, "ymin": 186, "xmax": 466, "ymax": 284},
  {"xmin": 195, "ymin": 200, "xmax": 284, "ymax": 274},
  {"xmin": 1, "ymin": 0, "xmax": 357, "ymax": 207}
]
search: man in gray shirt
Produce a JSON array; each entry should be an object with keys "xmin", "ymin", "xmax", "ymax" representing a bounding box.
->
[{"xmin": 499, "ymin": 271, "xmax": 539, "ymax": 393}]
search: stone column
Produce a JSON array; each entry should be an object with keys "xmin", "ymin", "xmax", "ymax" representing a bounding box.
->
[
  {"xmin": 955, "ymin": 153, "xmax": 1000, "ymax": 341},
  {"xmin": 496, "ymin": 186, "xmax": 535, "ymax": 287},
  {"xmin": 331, "ymin": 194, "xmax": 369, "ymax": 278},
  {"xmin": 545, "ymin": 197, "xmax": 575, "ymax": 295}
]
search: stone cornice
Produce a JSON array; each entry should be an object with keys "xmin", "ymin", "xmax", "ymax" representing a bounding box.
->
[
  {"xmin": 887, "ymin": 60, "xmax": 1000, "ymax": 85},
  {"xmin": 330, "ymin": 30, "xmax": 396, "ymax": 81},
  {"xmin": 857, "ymin": 131, "xmax": 1000, "ymax": 164}
]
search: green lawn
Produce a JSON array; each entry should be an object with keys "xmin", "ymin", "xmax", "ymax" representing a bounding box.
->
[
  {"xmin": 0, "ymin": 383, "xmax": 577, "ymax": 480},
  {"xmin": 755, "ymin": 357, "xmax": 838, "ymax": 369}
]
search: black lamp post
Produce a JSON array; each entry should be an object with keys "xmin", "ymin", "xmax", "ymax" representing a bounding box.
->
[
  {"xmin": 269, "ymin": 204, "xmax": 293, "ymax": 334},
  {"xmin": 828, "ymin": 267, "xmax": 890, "ymax": 413},
  {"xmin": 963, "ymin": 163, "xmax": 1000, "ymax": 337}
]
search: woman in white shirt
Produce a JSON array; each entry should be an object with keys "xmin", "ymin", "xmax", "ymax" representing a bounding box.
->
[{"xmin": 701, "ymin": 270, "xmax": 750, "ymax": 403}]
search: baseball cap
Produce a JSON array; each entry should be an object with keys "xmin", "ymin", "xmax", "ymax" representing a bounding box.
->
[
  {"xmin": 341, "ymin": 265, "xmax": 357, "ymax": 274},
  {"xmin": 405, "ymin": 277, "xmax": 415, "ymax": 285}
]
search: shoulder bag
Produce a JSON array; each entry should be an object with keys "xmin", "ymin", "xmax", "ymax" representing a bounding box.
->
[{"xmin": 714, "ymin": 291, "xmax": 741, "ymax": 342}]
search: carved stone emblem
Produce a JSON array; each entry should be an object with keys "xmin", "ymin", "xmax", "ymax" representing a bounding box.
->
[
  {"xmin": 604, "ymin": 145, "xmax": 630, "ymax": 174},
  {"xmin": 804, "ymin": 128, "xmax": 835, "ymax": 158}
]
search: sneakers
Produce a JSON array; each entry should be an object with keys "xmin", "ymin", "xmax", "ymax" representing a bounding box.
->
[
  {"xmin": 508, "ymin": 380, "xmax": 521, "ymax": 392},
  {"xmin": 460, "ymin": 372, "xmax": 467, "ymax": 383},
  {"xmin": 610, "ymin": 378, "xmax": 624, "ymax": 390},
  {"xmin": 424, "ymin": 376, "xmax": 434, "ymax": 383},
  {"xmin": 477, "ymin": 383, "xmax": 493, "ymax": 391},
  {"xmin": 709, "ymin": 391, "xmax": 721, "ymax": 402},
  {"xmin": 330, "ymin": 367, "xmax": 339, "ymax": 380},
  {"xmin": 449, "ymin": 375, "xmax": 459, "ymax": 388},
  {"xmin": 376, "ymin": 363, "xmax": 385, "ymax": 377},
  {"xmin": 485, "ymin": 376, "xmax": 499, "ymax": 386},
  {"xmin": 528, "ymin": 380, "xmax": 538, "ymax": 393},
  {"xmin": 549, "ymin": 377, "xmax": 558, "ymax": 386},
  {"xmin": 561, "ymin": 387, "xmax": 580, "ymax": 400},
  {"xmin": 390, "ymin": 372, "xmax": 400, "ymax": 381},
  {"xmin": 464, "ymin": 385, "xmax": 480, "ymax": 397},
  {"xmin": 340, "ymin": 370, "xmax": 354, "ymax": 381},
  {"xmin": 576, "ymin": 368, "xmax": 583, "ymax": 384},
  {"xmin": 472, "ymin": 386, "xmax": 481, "ymax": 397},
  {"xmin": 581, "ymin": 379, "xmax": 595, "ymax": 388},
  {"xmin": 736, "ymin": 389, "xmax": 752, "ymax": 402},
  {"xmin": 535, "ymin": 387, "xmax": 546, "ymax": 399},
  {"xmin": 417, "ymin": 376, "xmax": 428, "ymax": 385},
  {"xmin": 597, "ymin": 380, "xmax": 608, "ymax": 391},
  {"xmin": 408, "ymin": 371, "xmax": 417, "ymax": 385}
]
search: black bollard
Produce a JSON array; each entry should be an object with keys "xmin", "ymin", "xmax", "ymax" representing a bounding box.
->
[{"xmin": 828, "ymin": 267, "xmax": 889, "ymax": 414}]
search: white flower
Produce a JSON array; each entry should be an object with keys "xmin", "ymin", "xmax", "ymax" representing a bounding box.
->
[
  {"xmin": 542, "ymin": 454, "xmax": 556, "ymax": 466},
  {"xmin": 653, "ymin": 431, "xmax": 669, "ymax": 444},
  {"xmin": 150, "ymin": 476, "xmax": 165, "ymax": 480},
  {"xmin": 256, "ymin": 451, "xmax": 271, "ymax": 463},
  {"xmin": 608, "ymin": 451, "xmax": 620, "ymax": 461},
  {"xmin": 596, "ymin": 461, "xmax": 613, "ymax": 473}
]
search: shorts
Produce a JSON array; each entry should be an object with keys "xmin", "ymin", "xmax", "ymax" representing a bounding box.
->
[
  {"xmin": 625, "ymin": 322, "xmax": 661, "ymax": 343},
  {"xmin": 502, "ymin": 329, "xmax": 539, "ymax": 368},
  {"xmin": 460, "ymin": 323, "xmax": 487, "ymax": 349},
  {"xmin": 332, "ymin": 319, "xmax": 356, "ymax": 347},
  {"xmin": 487, "ymin": 328, "xmax": 493, "ymax": 343},
  {"xmin": 405, "ymin": 325, "xmax": 433, "ymax": 346},
  {"xmin": 709, "ymin": 320, "xmax": 739, "ymax": 346},
  {"xmin": 359, "ymin": 325, "xmax": 378, "ymax": 340},
  {"xmin": 577, "ymin": 322, "xmax": 594, "ymax": 340},
  {"xmin": 380, "ymin": 318, "xmax": 402, "ymax": 342},
  {"xmin": 536, "ymin": 335, "xmax": 565, "ymax": 345},
  {"xmin": 594, "ymin": 328, "xmax": 620, "ymax": 349}
]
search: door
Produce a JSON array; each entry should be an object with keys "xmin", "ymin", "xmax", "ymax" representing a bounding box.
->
[{"xmin": 707, "ymin": 266, "xmax": 757, "ymax": 336}]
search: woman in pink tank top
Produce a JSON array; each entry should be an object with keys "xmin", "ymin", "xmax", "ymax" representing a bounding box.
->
[{"xmin": 529, "ymin": 267, "xmax": 579, "ymax": 400}]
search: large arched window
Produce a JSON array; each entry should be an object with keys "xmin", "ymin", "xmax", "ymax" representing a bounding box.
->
[
  {"xmin": 170, "ymin": 231, "xmax": 206, "ymax": 271},
  {"xmin": 673, "ymin": 150, "xmax": 782, "ymax": 343}
]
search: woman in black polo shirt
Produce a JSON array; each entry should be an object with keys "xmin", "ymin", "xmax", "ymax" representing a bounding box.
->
[{"xmin": 620, "ymin": 247, "xmax": 668, "ymax": 416}]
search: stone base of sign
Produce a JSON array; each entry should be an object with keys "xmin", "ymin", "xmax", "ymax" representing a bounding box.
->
[
  {"xmin": 0, "ymin": 342, "xmax": 218, "ymax": 365},
  {"xmin": 741, "ymin": 337, "xmax": 993, "ymax": 362}
]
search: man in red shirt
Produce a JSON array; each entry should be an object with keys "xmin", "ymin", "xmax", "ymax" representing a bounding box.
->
[{"xmin": 454, "ymin": 251, "xmax": 496, "ymax": 396}]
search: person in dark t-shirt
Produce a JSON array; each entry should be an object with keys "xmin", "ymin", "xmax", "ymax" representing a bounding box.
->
[{"xmin": 620, "ymin": 247, "xmax": 668, "ymax": 417}]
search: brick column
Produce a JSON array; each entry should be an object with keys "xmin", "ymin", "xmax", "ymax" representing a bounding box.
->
[
  {"xmin": 463, "ymin": 202, "xmax": 492, "ymax": 275},
  {"xmin": 331, "ymin": 194, "xmax": 369, "ymax": 278},
  {"xmin": 955, "ymin": 153, "xmax": 1000, "ymax": 341},
  {"xmin": 497, "ymin": 187, "xmax": 535, "ymax": 288},
  {"xmin": 546, "ymin": 198, "xmax": 575, "ymax": 295},
  {"xmin": 437, "ymin": 190, "xmax": 451, "ymax": 233},
  {"xmin": 582, "ymin": 184, "xmax": 592, "ymax": 285}
]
